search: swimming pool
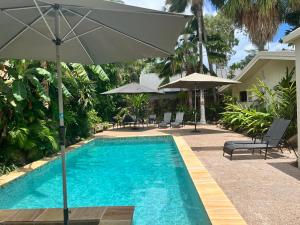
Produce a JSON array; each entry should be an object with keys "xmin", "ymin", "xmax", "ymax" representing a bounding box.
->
[{"xmin": 0, "ymin": 136, "xmax": 211, "ymax": 225}]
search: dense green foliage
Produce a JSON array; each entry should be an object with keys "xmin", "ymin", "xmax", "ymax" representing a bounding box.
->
[
  {"xmin": 0, "ymin": 59, "xmax": 143, "ymax": 168},
  {"xmin": 220, "ymin": 100, "xmax": 273, "ymax": 137},
  {"xmin": 220, "ymin": 69, "xmax": 296, "ymax": 137}
]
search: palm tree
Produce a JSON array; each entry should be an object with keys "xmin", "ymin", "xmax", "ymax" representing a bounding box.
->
[
  {"xmin": 166, "ymin": 0, "xmax": 205, "ymax": 73},
  {"xmin": 211, "ymin": 0, "xmax": 300, "ymax": 50},
  {"xmin": 166, "ymin": 0, "xmax": 208, "ymax": 123}
]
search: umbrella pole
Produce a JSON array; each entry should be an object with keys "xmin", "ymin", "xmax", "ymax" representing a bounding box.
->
[
  {"xmin": 54, "ymin": 5, "xmax": 69, "ymax": 225},
  {"xmin": 192, "ymin": 87, "xmax": 201, "ymax": 133},
  {"xmin": 199, "ymin": 89, "xmax": 206, "ymax": 124}
]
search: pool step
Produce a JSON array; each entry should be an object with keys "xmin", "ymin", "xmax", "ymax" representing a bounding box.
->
[{"xmin": 0, "ymin": 206, "xmax": 134, "ymax": 225}]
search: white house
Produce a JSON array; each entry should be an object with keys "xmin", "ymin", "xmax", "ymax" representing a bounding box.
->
[{"xmin": 220, "ymin": 51, "xmax": 295, "ymax": 104}]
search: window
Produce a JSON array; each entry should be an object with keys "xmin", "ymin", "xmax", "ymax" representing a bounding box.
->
[{"xmin": 239, "ymin": 91, "xmax": 248, "ymax": 102}]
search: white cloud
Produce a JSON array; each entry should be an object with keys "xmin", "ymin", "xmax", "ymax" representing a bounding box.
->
[
  {"xmin": 229, "ymin": 30, "xmax": 251, "ymax": 65},
  {"xmin": 203, "ymin": 0, "xmax": 217, "ymax": 16},
  {"xmin": 267, "ymin": 42, "xmax": 294, "ymax": 51},
  {"xmin": 229, "ymin": 29, "xmax": 294, "ymax": 65}
]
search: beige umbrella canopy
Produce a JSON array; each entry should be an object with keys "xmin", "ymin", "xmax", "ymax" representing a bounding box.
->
[
  {"xmin": 159, "ymin": 73, "xmax": 240, "ymax": 89},
  {"xmin": 102, "ymin": 82, "xmax": 161, "ymax": 94},
  {"xmin": 159, "ymin": 73, "xmax": 240, "ymax": 131}
]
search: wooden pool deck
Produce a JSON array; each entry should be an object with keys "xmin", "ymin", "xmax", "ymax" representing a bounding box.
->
[{"xmin": 0, "ymin": 206, "xmax": 134, "ymax": 225}]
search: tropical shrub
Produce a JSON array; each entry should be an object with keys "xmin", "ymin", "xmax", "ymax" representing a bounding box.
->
[
  {"xmin": 0, "ymin": 164, "xmax": 17, "ymax": 176},
  {"xmin": 0, "ymin": 59, "xmax": 125, "ymax": 168},
  {"xmin": 220, "ymin": 102, "xmax": 273, "ymax": 137},
  {"xmin": 220, "ymin": 68, "xmax": 297, "ymax": 138},
  {"xmin": 0, "ymin": 60, "xmax": 58, "ymax": 165}
]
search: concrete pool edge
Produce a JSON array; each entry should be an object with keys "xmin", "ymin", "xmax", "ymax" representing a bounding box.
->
[{"xmin": 173, "ymin": 136, "xmax": 247, "ymax": 225}]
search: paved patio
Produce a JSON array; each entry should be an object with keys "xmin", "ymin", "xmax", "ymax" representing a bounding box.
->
[{"xmin": 99, "ymin": 124, "xmax": 300, "ymax": 225}]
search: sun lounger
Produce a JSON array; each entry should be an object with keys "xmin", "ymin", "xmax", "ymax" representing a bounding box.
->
[
  {"xmin": 171, "ymin": 112, "xmax": 184, "ymax": 128},
  {"xmin": 223, "ymin": 119, "xmax": 291, "ymax": 160},
  {"xmin": 224, "ymin": 119, "xmax": 282, "ymax": 146},
  {"xmin": 147, "ymin": 114, "xmax": 157, "ymax": 126},
  {"xmin": 158, "ymin": 112, "xmax": 172, "ymax": 128}
]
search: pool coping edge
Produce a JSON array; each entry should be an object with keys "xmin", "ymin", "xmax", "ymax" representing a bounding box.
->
[{"xmin": 173, "ymin": 136, "xmax": 247, "ymax": 225}]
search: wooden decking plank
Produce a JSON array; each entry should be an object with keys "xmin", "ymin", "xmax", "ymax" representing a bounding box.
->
[
  {"xmin": 69, "ymin": 207, "xmax": 106, "ymax": 221},
  {"xmin": 4, "ymin": 209, "xmax": 45, "ymax": 222},
  {"xmin": 34, "ymin": 208, "xmax": 63, "ymax": 222},
  {"xmin": 101, "ymin": 207, "xmax": 134, "ymax": 221},
  {"xmin": 0, "ymin": 210, "xmax": 19, "ymax": 222},
  {"xmin": 0, "ymin": 207, "xmax": 134, "ymax": 225}
]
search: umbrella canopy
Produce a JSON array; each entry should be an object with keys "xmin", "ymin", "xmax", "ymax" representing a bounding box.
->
[
  {"xmin": 159, "ymin": 73, "xmax": 240, "ymax": 131},
  {"xmin": 159, "ymin": 73, "xmax": 240, "ymax": 89},
  {"xmin": 0, "ymin": 1, "xmax": 189, "ymax": 224},
  {"xmin": 0, "ymin": 0, "xmax": 190, "ymax": 64},
  {"xmin": 102, "ymin": 82, "xmax": 160, "ymax": 94}
]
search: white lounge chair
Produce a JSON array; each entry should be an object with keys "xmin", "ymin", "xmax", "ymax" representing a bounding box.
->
[
  {"xmin": 158, "ymin": 112, "xmax": 172, "ymax": 128},
  {"xmin": 171, "ymin": 112, "xmax": 184, "ymax": 128}
]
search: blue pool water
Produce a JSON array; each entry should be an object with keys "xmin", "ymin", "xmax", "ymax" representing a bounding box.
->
[{"xmin": 0, "ymin": 136, "xmax": 211, "ymax": 225}]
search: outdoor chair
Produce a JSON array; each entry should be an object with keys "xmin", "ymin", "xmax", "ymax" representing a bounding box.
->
[
  {"xmin": 158, "ymin": 112, "xmax": 172, "ymax": 128},
  {"xmin": 171, "ymin": 112, "xmax": 184, "ymax": 128},
  {"xmin": 224, "ymin": 119, "xmax": 282, "ymax": 146},
  {"xmin": 147, "ymin": 114, "xmax": 157, "ymax": 126},
  {"xmin": 122, "ymin": 114, "xmax": 136, "ymax": 127},
  {"xmin": 112, "ymin": 116, "xmax": 120, "ymax": 129},
  {"xmin": 223, "ymin": 119, "xmax": 291, "ymax": 160}
]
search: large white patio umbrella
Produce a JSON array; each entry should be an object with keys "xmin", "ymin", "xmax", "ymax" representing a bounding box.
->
[
  {"xmin": 102, "ymin": 82, "xmax": 161, "ymax": 94},
  {"xmin": 160, "ymin": 73, "xmax": 240, "ymax": 131},
  {"xmin": 0, "ymin": 1, "xmax": 189, "ymax": 224}
]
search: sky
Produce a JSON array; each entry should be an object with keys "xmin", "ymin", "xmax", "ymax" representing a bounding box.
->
[{"xmin": 123, "ymin": 0, "xmax": 294, "ymax": 66}]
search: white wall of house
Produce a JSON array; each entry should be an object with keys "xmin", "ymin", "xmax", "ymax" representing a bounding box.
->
[
  {"xmin": 231, "ymin": 60, "xmax": 295, "ymax": 104},
  {"xmin": 283, "ymin": 28, "xmax": 300, "ymax": 168}
]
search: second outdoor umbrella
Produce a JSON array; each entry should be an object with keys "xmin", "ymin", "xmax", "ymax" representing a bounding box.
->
[{"xmin": 159, "ymin": 73, "xmax": 240, "ymax": 131}]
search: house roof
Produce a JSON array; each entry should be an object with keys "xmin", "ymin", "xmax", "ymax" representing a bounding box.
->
[
  {"xmin": 219, "ymin": 51, "xmax": 295, "ymax": 92},
  {"xmin": 283, "ymin": 27, "xmax": 300, "ymax": 43}
]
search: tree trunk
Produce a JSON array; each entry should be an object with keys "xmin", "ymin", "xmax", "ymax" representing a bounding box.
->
[
  {"xmin": 196, "ymin": 8, "xmax": 203, "ymax": 73},
  {"xmin": 208, "ymin": 61, "xmax": 217, "ymax": 103},
  {"xmin": 196, "ymin": 5, "xmax": 206, "ymax": 124}
]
